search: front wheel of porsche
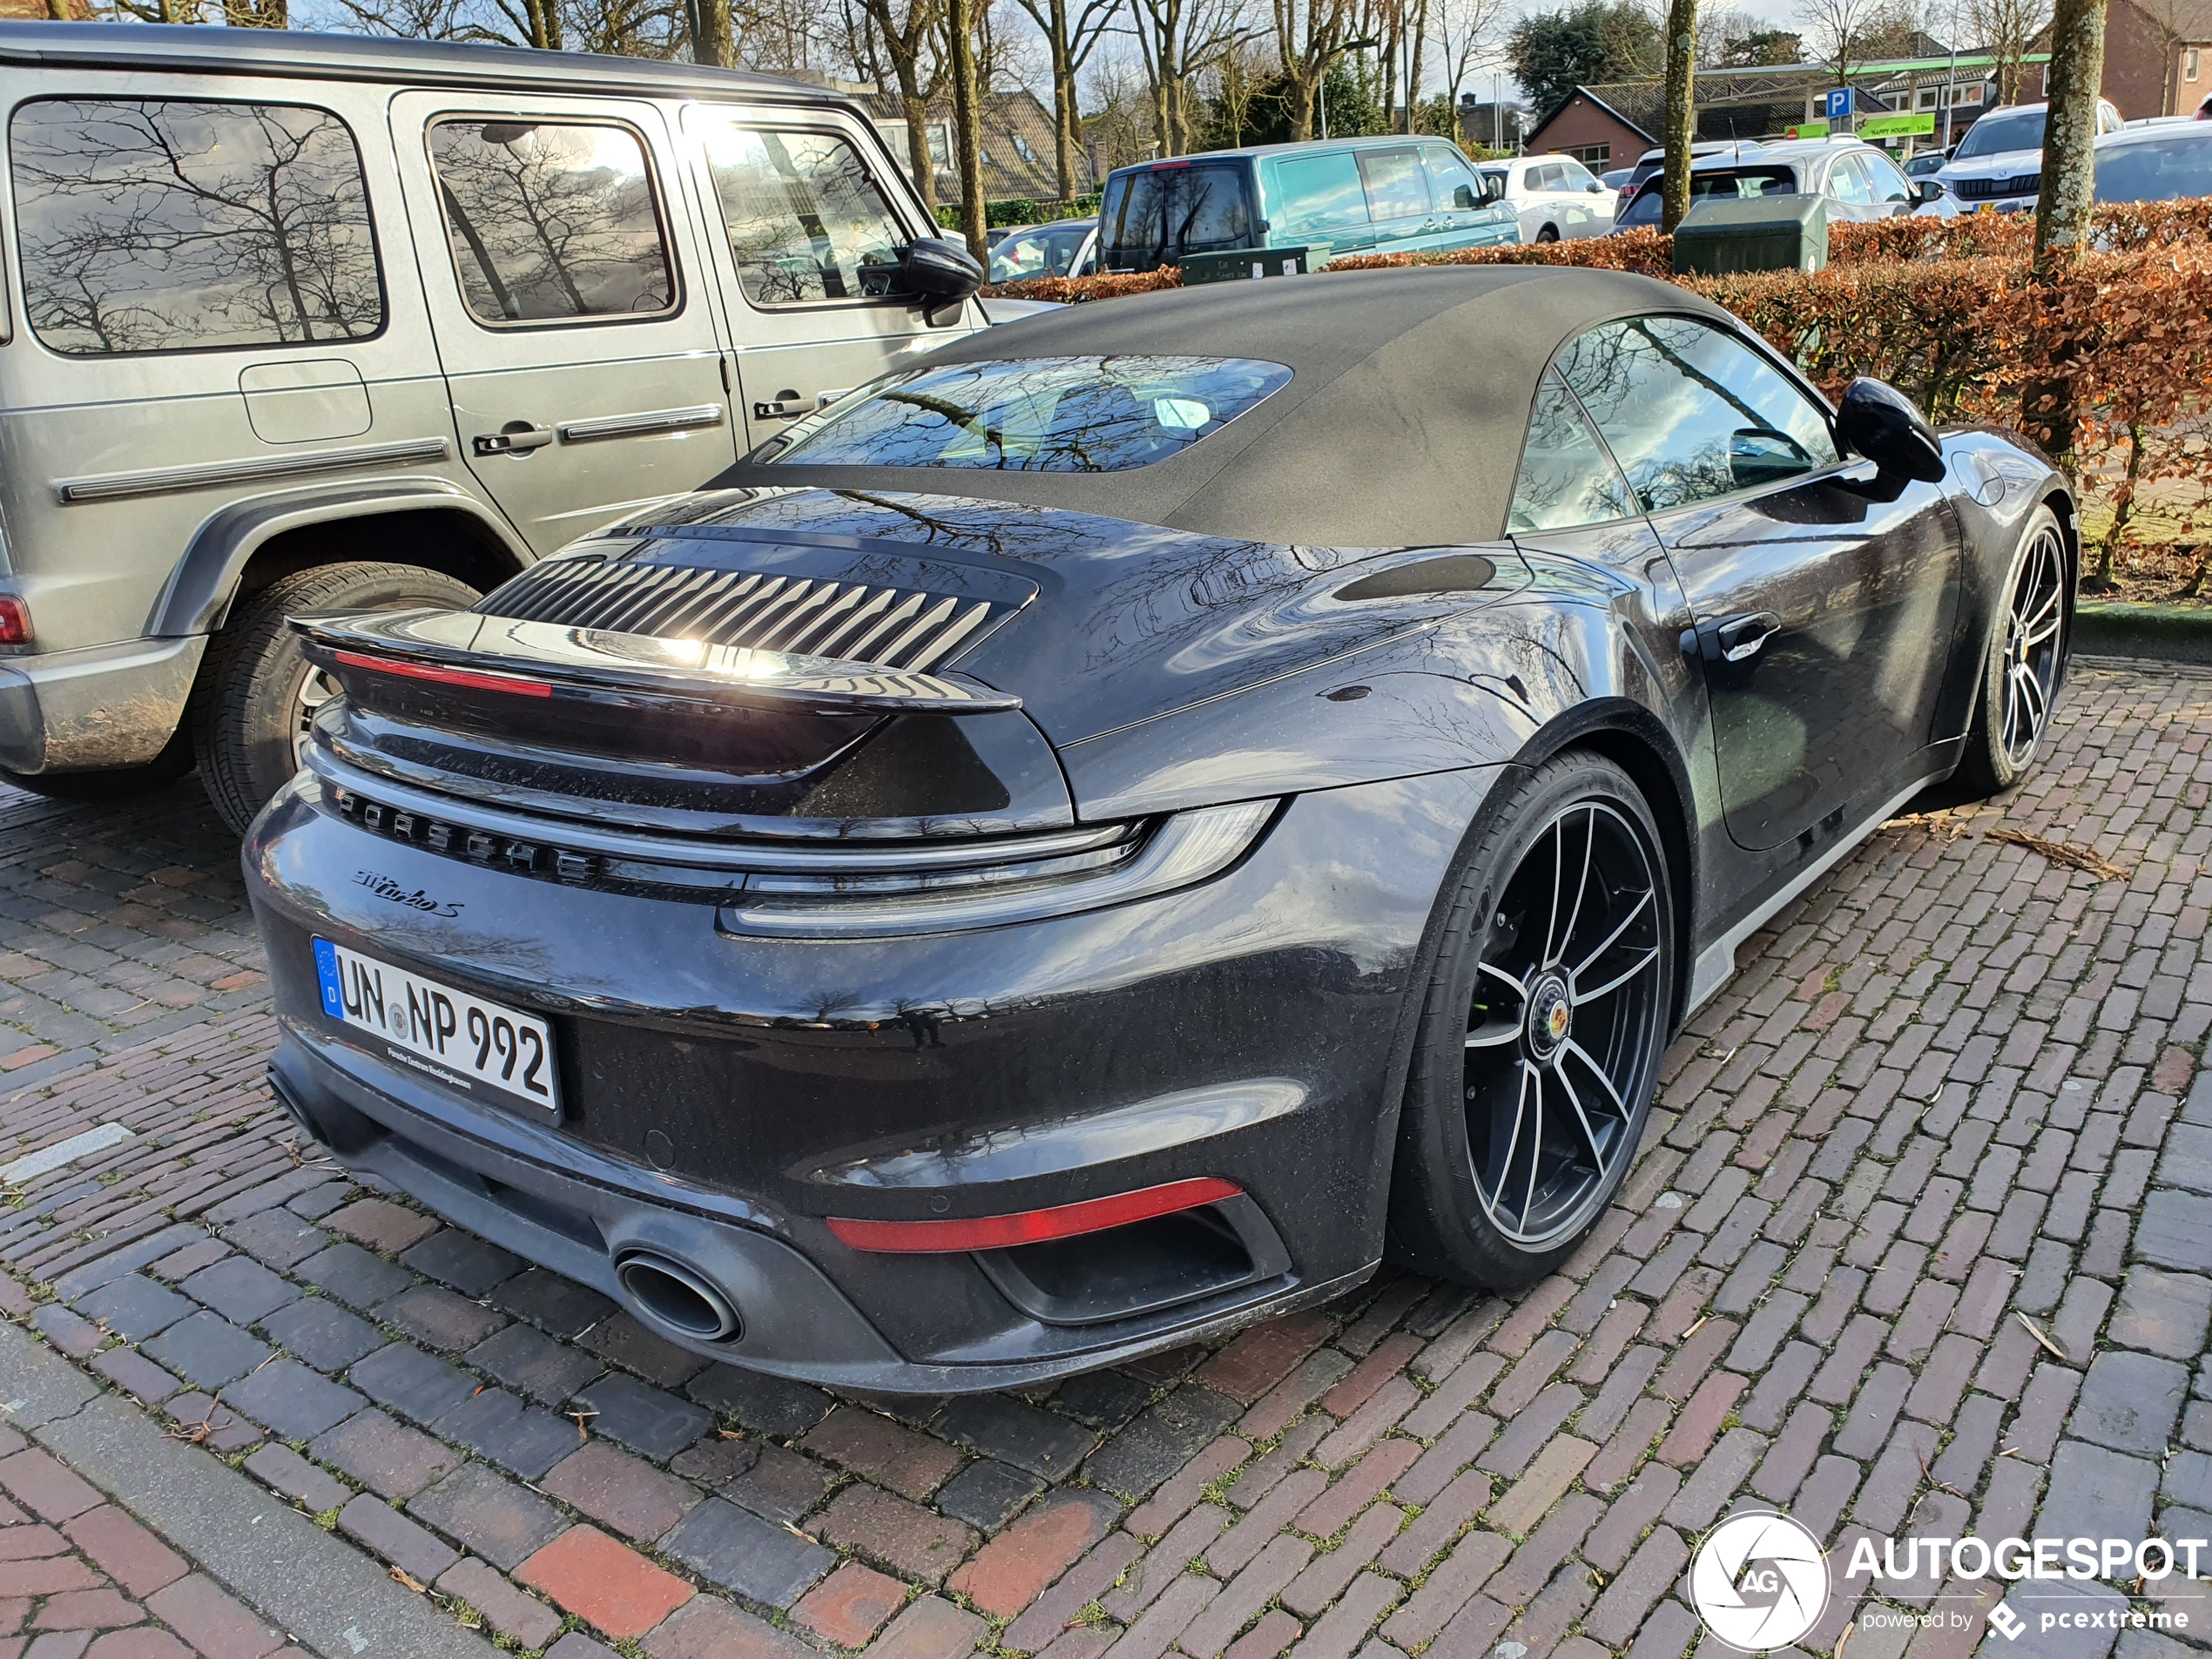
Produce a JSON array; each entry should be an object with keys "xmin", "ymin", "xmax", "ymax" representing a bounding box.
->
[
  {"xmin": 1387, "ymin": 752, "xmax": 1676, "ymax": 1288},
  {"xmin": 1958, "ymin": 505, "xmax": 2068, "ymax": 799}
]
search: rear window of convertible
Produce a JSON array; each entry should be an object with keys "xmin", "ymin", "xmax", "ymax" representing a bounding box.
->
[{"xmin": 765, "ymin": 355, "xmax": 1291, "ymax": 471}]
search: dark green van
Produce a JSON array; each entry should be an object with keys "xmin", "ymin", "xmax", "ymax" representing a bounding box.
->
[{"xmin": 1099, "ymin": 137, "xmax": 1521, "ymax": 273}]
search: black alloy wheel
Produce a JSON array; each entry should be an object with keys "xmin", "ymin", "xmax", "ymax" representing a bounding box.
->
[
  {"xmin": 1959, "ymin": 505, "xmax": 2069, "ymax": 797},
  {"xmin": 1997, "ymin": 518, "xmax": 2066, "ymax": 770},
  {"xmin": 1462, "ymin": 799, "xmax": 1663, "ymax": 1247},
  {"xmin": 1389, "ymin": 751, "xmax": 1676, "ymax": 1286}
]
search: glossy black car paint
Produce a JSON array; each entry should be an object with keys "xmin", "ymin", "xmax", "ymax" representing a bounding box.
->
[{"xmin": 244, "ymin": 271, "xmax": 2074, "ymax": 1391}]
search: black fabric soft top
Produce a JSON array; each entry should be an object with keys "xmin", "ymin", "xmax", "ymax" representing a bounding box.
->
[{"xmin": 711, "ymin": 266, "xmax": 1742, "ymax": 547}]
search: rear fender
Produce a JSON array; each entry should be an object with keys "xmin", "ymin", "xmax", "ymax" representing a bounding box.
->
[{"xmin": 151, "ymin": 478, "xmax": 530, "ymax": 637}]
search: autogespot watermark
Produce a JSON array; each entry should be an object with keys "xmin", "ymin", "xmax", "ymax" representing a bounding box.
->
[{"xmin": 1683, "ymin": 1509, "xmax": 2209, "ymax": 1650}]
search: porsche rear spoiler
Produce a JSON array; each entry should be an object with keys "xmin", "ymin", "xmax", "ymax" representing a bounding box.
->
[{"xmin": 290, "ymin": 607, "xmax": 1022, "ymax": 716}]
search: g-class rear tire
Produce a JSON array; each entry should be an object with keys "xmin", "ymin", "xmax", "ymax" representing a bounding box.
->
[{"xmin": 192, "ymin": 562, "xmax": 480, "ymax": 837}]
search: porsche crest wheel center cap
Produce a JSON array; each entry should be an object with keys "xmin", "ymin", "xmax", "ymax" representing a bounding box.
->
[{"xmin": 1527, "ymin": 974, "xmax": 1572, "ymax": 1059}]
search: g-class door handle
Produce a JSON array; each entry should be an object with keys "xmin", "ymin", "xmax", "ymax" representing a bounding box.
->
[
  {"xmin": 473, "ymin": 423, "xmax": 555, "ymax": 456},
  {"xmin": 1715, "ymin": 611, "xmax": 1783, "ymax": 662},
  {"xmin": 754, "ymin": 390, "xmax": 819, "ymax": 419}
]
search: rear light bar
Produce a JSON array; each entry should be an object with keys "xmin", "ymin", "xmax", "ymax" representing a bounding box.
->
[
  {"xmin": 826, "ymin": 1177, "xmax": 1242, "ymax": 1253},
  {"xmin": 332, "ymin": 649, "xmax": 553, "ymax": 699}
]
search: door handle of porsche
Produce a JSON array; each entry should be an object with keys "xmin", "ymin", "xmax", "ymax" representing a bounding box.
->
[
  {"xmin": 473, "ymin": 423, "xmax": 555, "ymax": 456},
  {"xmin": 1715, "ymin": 611, "xmax": 1783, "ymax": 662}
]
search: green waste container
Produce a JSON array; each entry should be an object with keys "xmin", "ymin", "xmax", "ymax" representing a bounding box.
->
[
  {"xmin": 1180, "ymin": 245, "xmax": 1330, "ymax": 285},
  {"xmin": 1671, "ymin": 196, "xmax": 1829, "ymax": 275}
]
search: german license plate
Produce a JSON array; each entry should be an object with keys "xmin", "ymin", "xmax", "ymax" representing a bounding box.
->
[{"xmin": 312, "ymin": 937, "xmax": 559, "ymax": 1121}]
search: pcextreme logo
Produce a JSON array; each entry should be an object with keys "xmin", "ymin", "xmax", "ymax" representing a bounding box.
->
[{"xmin": 1687, "ymin": 1511, "xmax": 1831, "ymax": 1651}]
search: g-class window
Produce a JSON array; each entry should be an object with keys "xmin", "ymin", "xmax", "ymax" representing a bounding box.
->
[
  {"xmin": 698, "ymin": 124, "xmax": 910, "ymax": 307},
  {"xmin": 10, "ymin": 98, "xmax": 383, "ymax": 356},
  {"xmin": 428, "ymin": 118, "xmax": 677, "ymax": 326}
]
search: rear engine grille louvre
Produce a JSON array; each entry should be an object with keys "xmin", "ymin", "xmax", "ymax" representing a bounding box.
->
[{"xmin": 481, "ymin": 560, "xmax": 1003, "ymax": 672}]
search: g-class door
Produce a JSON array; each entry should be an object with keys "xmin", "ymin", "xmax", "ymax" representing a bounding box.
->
[
  {"xmin": 679, "ymin": 105, "xmax": 972, "ymax": 453},
  {"xmin": 390, "ymin": 91, "xmax": 738, "ymax": 556}
]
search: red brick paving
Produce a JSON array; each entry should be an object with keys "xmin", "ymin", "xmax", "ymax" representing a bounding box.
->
[{"xmin": 0, "ymin": 664, "xmax": 2204, "ymax": 1656}]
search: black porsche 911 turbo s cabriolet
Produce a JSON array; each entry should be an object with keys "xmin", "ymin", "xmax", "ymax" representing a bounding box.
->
[{"xmin": 245, "ymin": 267, "xmax": 2073, "ymax": 1393}]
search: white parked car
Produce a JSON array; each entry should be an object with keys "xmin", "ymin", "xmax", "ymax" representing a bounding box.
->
[
  {"xmin": 1476, "ymin": 155, "xmax": 1618, "ymax": 240},
  {"xmin": 1923, "ymin": 98, "xmax": 2124, "ymax": 213}
]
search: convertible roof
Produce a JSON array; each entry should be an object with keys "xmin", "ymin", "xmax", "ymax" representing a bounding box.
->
[{"xmin": 721, "ymin": 266, "xmax": 1741, "ymax": 547}]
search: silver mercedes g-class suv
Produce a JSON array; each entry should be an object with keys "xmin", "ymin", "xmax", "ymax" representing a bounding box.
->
[{"xmin": 0, "ymin": 24, "xmax": 990, "ymax": 833}]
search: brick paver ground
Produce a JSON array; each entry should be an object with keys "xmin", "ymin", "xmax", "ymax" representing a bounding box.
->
[
  {"xmin": 0, "ymin": 1423, "xmax": 283, "ymax": 1656},
  {"xmin": 0, "ymin": 660, "xmax": 2205, "ymax": 1659}
]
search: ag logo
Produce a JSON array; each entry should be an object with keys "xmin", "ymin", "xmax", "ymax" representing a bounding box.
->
[{"xmin": 1687, "ymin": 1511, "xmax": 1829, "ymax": 1651}]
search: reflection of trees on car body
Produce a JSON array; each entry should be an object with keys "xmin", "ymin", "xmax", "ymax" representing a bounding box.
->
[
  {"xmin": 428, "ymin": 119, "xmax": 671, "ymax": 323},
  {"xmin": 11, "ymin": 98, "xmax": 382, "ymax": 354}
]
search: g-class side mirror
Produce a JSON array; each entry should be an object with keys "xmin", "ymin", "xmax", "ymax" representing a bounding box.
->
[
  {"xmin": 1837, "ymin": 376, "xmax": 1946, "ymax": 483},
  {"xmin": 1453, "ymin": 184, "xmax": 1476, "ymax": 209},
  {"xmin": 894, "ymin": 238, "xmax": 986, "ymax": 324}
]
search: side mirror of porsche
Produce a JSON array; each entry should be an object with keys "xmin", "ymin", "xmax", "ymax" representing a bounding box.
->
[
  {"xmin": 894, "ymin": 238, "xmax": 987, "ymax": 323},
  {"xmin": 1836, "ymin": 376, "xmax": 1947, "ymax": 484}
]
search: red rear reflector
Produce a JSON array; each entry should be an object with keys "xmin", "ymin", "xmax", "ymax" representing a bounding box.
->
[
  {"xmin": 1152, "ymin": 159, "xmax": 1192, "ymax": 169},
  {"xmin": 0, "ymin": 597, "xmax": 30, "ymax": 646},
  {"xmin": 827, "ymin": 1177, "xmax": 1242, "ymax": 1253},
  {"xmin": 333, "ymin": 649, "xmax": 553, "ymax": 699}
]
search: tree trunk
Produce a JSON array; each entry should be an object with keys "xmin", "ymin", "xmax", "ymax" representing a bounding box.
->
[
  {"xmin": 948, "ymin": 0, "xmax": 989, "ymax": 258},
  {"xmin": 2033, "ymin": 0, "xmax": 2106, "ymax": 266},
  {"xmin": 1049, "ymin": 0, "xmax": 1077, "ymax": 202},
  {"xmin": 2024, "ymin": 0, "xmax": 2106, "ymax": 468},
  {"xmin": 697, "ymin": 0, "xmax": 734, "ymax": 67},
  {"xmin": 1405, "ymin": 0, "xmax": 1427, "ymax": 134},
  {"xmin": 1660, "ymin": 0, "xmax": 1696, "ymax": 231},
  {"xmin": 523, "ymin": 0, "xmax": 561, "ymax": 49}
]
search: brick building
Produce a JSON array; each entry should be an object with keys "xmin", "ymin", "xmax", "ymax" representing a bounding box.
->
[{"xmin": 1513, "ymin": 85, "xmax": 1664, "ymax": 171}]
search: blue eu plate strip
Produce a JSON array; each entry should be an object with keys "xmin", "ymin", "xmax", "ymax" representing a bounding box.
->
[{"xmin": 313, "ymin": 937, "xmax": 344, "ymax": 1019}]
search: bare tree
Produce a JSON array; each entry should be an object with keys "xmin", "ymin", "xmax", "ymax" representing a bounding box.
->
[
  {"xmin": 1272, "ymin": 0, "xmax": 1364, "ymax": 141},
  {"xmin": 1128, "ymin": 0, "xmax": 1248, "ymax": 155},
  {"xmin": 1428, "ymin": 0, "xmax": 1508, "ymax": 120},
  {"xmin": 2033, "ymin": 0, "xmax": 2103, "ymax": 261},
  {"xmin": 1008, "ymin": 0, "xmax": 1116, "ymax": 196},
  {"xmin": 696, "ymin": 0, "xmax": 735, "ymax": 66},
  {"xmin": 1965, "ymin": 0, "xmax": 2054, "ymax": 100},
  {"xmin": 948, "ymin": 0, "xmax": 988, "ymax": 253},
  {"xmin": 1797, "ymin": 0, "xmax": 1885, "ymax": 84},
  {"xmin": 1660, "ymin": 0, "xmax": 1696, "ymax": 228},
  {"xmin": 1083, "ymin": 55, "xmax": 1163, "ymax": 166},
  {"xmin": 856, "ymin": 0, "xmax": 947, "ymax": 207}
]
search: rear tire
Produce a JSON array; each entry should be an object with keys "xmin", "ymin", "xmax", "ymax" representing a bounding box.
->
[
  {"xmin": 192, "ymin": 562, "xmax": 480, "ymax": 837},
  {"xmin": 1387, "ymin": 751, "xmax": 1676, "ymax": 1288},
  {"xmin": 1955, "ymin": 505, "xmax": 2067, "ymax": 799},
  {"xmin": 1536, "ymin": 225, "xmax": 1561, "ymax": 243}
]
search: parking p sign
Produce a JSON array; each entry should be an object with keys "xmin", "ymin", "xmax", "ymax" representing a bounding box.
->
[{"xmin": 1825, "ymin": 86, "xmax": 1851, "ymax": 118}]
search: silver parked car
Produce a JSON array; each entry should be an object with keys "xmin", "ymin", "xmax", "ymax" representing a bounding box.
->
[
  {"xmin": 0, "ymin": 24, "xmax": 990, "ymax": 833},
  {"xmin": 1924, "ymin": 98, "xmax": 2124, "ymax": 213},
  {"xmin": 1610, "ymin": 138, "xmax": 1928, "ymax": 231}
]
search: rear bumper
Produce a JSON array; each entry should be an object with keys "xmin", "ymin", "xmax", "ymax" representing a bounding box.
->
[
  {"xmin": 244, "ymin": 765, "xmax": 1497, "ymax": 1390},
  {"xmin": 0, "ymin": 635, "xmax": 206, "ymax": 773}
]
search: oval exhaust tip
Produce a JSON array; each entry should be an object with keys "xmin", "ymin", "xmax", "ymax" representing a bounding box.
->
[{"xmin": 616, "ymin": 1251, "xmax": 742, "ymax": 1342}]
